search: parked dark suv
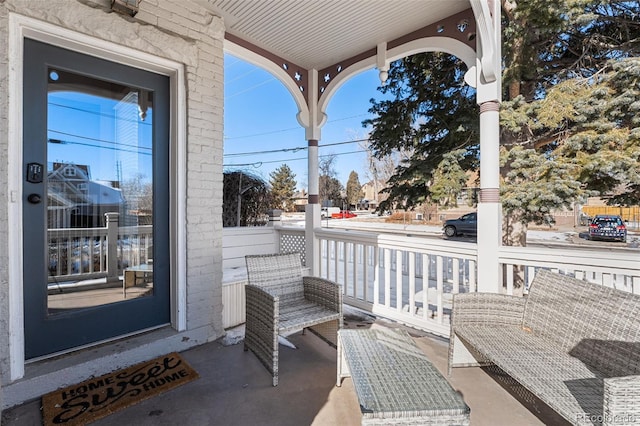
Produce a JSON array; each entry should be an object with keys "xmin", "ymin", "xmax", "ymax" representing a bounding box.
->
[
  {"xmin": 443, "ymin": 212, "xmax": 477, "ymax": 237},
  {"xmin": 588, "ymin": 215, "xmax": 627, "ymax": 242}
]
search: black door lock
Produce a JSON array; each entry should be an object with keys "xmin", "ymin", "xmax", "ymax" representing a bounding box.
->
[
  {"xmin": 26, "ymin": 163, "xmax": 44, "ymax": 183},
  {"xmin": 27, "ymin": 194, "xmax": 42, "ymax": 204}
]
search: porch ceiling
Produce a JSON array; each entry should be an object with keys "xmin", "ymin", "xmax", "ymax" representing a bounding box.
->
[{"xmin": 199, "ymin": 0, "xmax": 471, "ymax": 70}]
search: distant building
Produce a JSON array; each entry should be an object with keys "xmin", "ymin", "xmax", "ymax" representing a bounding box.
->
[
  {"xmin": 360, "ymin": 180, "xmax": 388, "ymax": 211},
  {"xmin": 292, "ymin": 189, "xmax": 308, "ymax": 212},
  {"xmin": 47, "ymin": 163, "xmax": 125, "ymax": 228}
]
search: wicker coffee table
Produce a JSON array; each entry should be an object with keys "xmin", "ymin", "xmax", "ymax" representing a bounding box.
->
[{"xmin": 337, "ymin": 328, "xmax": 470, "ymax": 425}]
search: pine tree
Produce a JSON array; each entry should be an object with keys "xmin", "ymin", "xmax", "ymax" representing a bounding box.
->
[
  {"xmin": 319, "ymin": 154, "xmax": 344, "ymax": 207},
  {"xmin": 364, "ymin": 52, "xmax": 478, "ymax": 211},
  {"xmin": 320, "ymin": 175, "xmax": 344, "ymax": 208},
  {"xmin": 346, "ymin": 171, "xmax": 363, "ymax": 209},
  {"xmin": 365, "ymin": 0, "xmax": 640, "ymax": 246},
  {"xmin": 268, "ymin": 164, "xmax": 297, "ymax": 212}
]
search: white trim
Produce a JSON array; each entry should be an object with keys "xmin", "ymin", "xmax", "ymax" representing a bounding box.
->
[
  {"xmin": 8, "ymin": 13, "xmax": 26, "ymax": 382},
  {"xmin": 317, "ymin": 36, "xmax": 476, "ymax": 117},
  {"xmin": 7, "ymin": 13, "xmax": 188, "ymax": 379},
  {"xmin": 174, "ymin": 64, "xmax": 188, "ymax": 331}
]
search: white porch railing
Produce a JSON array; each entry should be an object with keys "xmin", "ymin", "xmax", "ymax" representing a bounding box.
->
[
  {"xmin": 315, "ymin": 228, "xmax": 477, "ymax": 337},
  {"xmin": 48, "ymin": 223, "xmax": 153, "ymax": 283},
  {"xmin": 219, "ymin": 225, "xmax": 640, "ymax": 336},
  {"xmin": 498, "ymin": 245, "xmax": 640, "ymax": 295}
]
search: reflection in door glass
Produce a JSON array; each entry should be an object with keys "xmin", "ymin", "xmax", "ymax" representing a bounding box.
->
[{"xmin": 46, "ymin": 68, "xmax": 154, "ymax": 315}]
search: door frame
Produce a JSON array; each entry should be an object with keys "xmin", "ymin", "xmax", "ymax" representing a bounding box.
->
[{"xmin": 8, "ymin": 13, "xmax": 187, "ymax": 380}]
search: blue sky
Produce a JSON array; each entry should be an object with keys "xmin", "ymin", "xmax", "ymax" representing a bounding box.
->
[{"xmin": 224, "ymin": 53, "xmax": 386, "ymax": 190}]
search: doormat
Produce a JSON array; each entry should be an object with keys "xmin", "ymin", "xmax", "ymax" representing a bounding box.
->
[{"xmin": 42, "ymin": 352, "xmax": 199, "ymax": 426}]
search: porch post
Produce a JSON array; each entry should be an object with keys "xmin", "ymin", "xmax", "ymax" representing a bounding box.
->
[
  {"xmin": 105, "ymin": 212, "xmax": 120, "ymax": 284},
  {"xmin": 473, "ymin": 0, "xmax": 502, "ymax": 293},
  {"xmin": 305, "ymin": 69, "xmax": 321, "ymax": 274},
  {"xmin": 305, "ymin": 140, "xmax": 321, "ymax": 273},
  {"xmin": 476, "ymin": 102, "xmax": 501, "ymax": 293}
]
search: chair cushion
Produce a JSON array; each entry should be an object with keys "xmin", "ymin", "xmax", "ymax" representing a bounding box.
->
[
  {"xmin": 455, "ymin": 324, "xmax": 604, "ymax": 420},
  {"xmin": 278, "ymin": 297, "xmax": 341, "ymax": 335}
]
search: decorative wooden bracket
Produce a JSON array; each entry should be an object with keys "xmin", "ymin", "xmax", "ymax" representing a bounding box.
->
[{"xmin": 470, "ymin": 0, "xmax": 497, "ymax": 83}]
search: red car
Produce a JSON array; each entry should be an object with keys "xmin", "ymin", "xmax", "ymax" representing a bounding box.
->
[{"xmin": 331, "ymin": 210, "xmax": 356, "ymax": 219}]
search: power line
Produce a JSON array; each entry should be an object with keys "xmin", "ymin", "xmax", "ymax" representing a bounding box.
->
[
  {"xmin": 47, "ymin": 138, "xmax": 151, "ymax": 156},
  {"xmin": 223, "ymin": 149, "xmax": 365, "ymax": 168},
  {"xmin": 224, "ymin": 67, "xmax": 260, "ymax": 85},
  {"xmin": 226, "ymin": 78, "xmax": 276, "ymax": 99},
  {"xmin": 49, "ymin": 102, "xmax": 152, "ymax": 126},
  {"xmin": 224, "ymin": 126, "xmax": 302, "ymax": 141},
  {"xmin": 223, "ymin": 113, "xmax": 369, "ymax": 140},
  {"xmin": 49, "ymin": 129, "xmax": 151, "ymax": 151},
  {"xmin": 223, "ymin": 138, "xmax": 370, "ymax": 157},
  {"xmin": 224, "ymin": 146, "xmax": 306, "ymax": 157}
]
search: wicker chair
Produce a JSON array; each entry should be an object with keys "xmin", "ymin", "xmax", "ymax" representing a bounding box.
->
[{"xmin": 244, "ymin": 252, "xmax": 343, "ymax": 386}]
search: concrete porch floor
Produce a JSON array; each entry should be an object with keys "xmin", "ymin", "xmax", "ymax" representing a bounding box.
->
[{"xmin": 2, "ymin": 316, "xmax": 568, "ymax": 426}]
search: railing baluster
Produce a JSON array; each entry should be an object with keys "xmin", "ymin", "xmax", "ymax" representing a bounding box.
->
[
  {"xmin": 469, "ymin": 260, "xmax": 476, "ymax": 292},
  {"xmin": 396, "ymin": 249, "xmax": 402, "ymax": 311},
  {"xmin": 453, "ymin": 258, "xmax": 460, "ymax": 294},
  {"xmin": 351, "ymin": 243, "xmax": 357, "ymax": 299},
  {"xmin": 422, "ymin": 253, "xmax": 429, "ymax": 320},
  {"xmin": 362, "ymin": 244, "xmax": 368, "ymax": 303},
  {"xmin": 373, "ymin": 246, "xmax": 380, "ymax": 305},
  {"xmin": 335, "ymin": 241, "xmax": 340, "ymax": 284},
  {"xmin": 408, "ymin": 252, "xmax": 415, "ymax": 316},
  {"xmin": 384, "ymin": 248, "xmax": 391, "ymax": 308},
  {"xmin": 436, "ymin": 255, "xmax": 443, "ymax": 323},
  {"xmin": 506, "ymin": 264, "xmax": 514, "ymax": 295}
]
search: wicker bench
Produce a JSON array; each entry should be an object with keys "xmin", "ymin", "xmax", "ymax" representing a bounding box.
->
[
  {"xmin": 448, "ymin": 269, "xmax": 640, "ymax": 426},
  {"xmin": 338, "ymin": 328, "xmax": 470, "ymax": 425}
]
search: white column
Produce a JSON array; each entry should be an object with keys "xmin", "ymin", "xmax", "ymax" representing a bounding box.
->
[
  {"xmin": 305, "ymin": 69, "xmax": 321, "ymax": 275},
  {"xmin": 473, "ymin": 0, "xmax": 502, "ymax": 293},
  {"xmin": 306, "ymin": 139, "xmax": 321, "ymax": 275},
  {"xmin": 476, "ymin": 101, "xmax": 501, "ymax": 293}
]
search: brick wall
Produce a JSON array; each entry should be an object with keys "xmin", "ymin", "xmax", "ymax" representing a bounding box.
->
[{"xmin": 0, "ymin": 0, "xmax": 225, "ymax": 392}]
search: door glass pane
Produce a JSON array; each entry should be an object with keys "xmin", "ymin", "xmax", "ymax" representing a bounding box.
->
[{"xmin": 46, "ymin": 68, "xmax": 154, "ymax": 315}]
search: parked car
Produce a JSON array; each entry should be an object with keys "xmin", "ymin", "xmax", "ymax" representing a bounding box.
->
[
  {"xmin": 443, "ymin": 212, "xmax": 477, "ymax": 237},
  {"xmin": 588, "ymin": 215, "xmax": 627, "ymax": 242},
  {"xmin": 331, "ymin": 210, "xmax": 357, "ymax": 219}
]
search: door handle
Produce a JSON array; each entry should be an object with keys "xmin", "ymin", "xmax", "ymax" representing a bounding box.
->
[{"xmin": 27, "ymin": 193, "xmax": 42, "ymax": 204}]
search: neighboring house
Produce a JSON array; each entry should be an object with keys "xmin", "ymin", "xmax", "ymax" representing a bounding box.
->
[
  {"xmin": 47, "ymin": 163, "xmax": 124, "ymax": 228},
  {"xmin": 292, "ymin": 189, "xmax": 308, "ymax": 212},
  {"xmin": 360, "ymin": 180, "xmax": 387, "ymax": 211}
]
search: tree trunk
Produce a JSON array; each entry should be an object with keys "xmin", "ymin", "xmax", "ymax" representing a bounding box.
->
[{"xmin": 502, "ymin": 211, "xmax": 528, "ymax": 293}]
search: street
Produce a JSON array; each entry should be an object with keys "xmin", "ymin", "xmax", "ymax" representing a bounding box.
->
[{"xmin": 281, "ymin": 212, "xmax": 639, "ymax": 252}]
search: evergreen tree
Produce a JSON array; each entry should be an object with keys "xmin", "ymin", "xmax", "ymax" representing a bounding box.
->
[
  {"xmin": 429, "ymin": 150, "xmax": 469, "ymax": 208},
  {"xmin": 499, "ymin": 0, "xmax": 640, "ymax": 243},
  {"xmin": 363, "ymin": 52, "xmax": 478, "ymax": 211},
  {"xmin": 319, "ymin": 154, "xmax": 344, "ymax": 207},
  {"xmin": 365, "ymin": 0, "xmax": 640, "ymax": 246},
  {"xmin": 269, "ymin": 164, "xmax": 297, "ymax": 212},
  {"xmin": 346, "ymin": 171, "xmax": 363, "ymax": 209},
  {"xmin": 320, "ymin": 175, "xmax": 344, "ymax": 208}
]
